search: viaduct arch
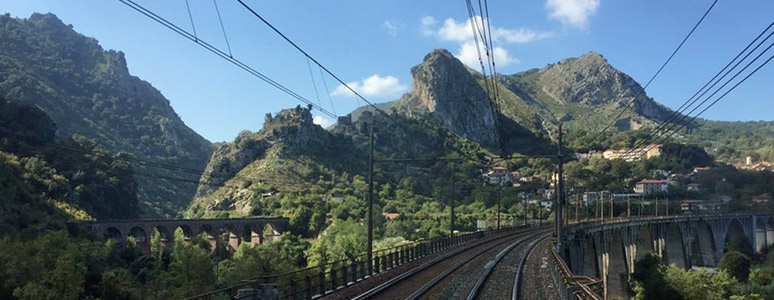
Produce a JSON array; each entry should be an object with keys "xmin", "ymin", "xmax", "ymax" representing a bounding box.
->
[
  {"xmin": 563, "ymin": 214, "xmax": 770, "ymax": 300},
  {"xmin": 88, "ymin": 217, "xmax": 289, "ymax": 255}
]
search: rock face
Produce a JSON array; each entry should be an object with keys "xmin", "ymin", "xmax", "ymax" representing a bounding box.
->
[
  {"xmin": 535, "ymin": 52, "xmax": 672, "ymax": 120},
  {"xmin": 189, "ymin": 105, "xmax": 364, "ymax": 216},
  {"xmin": 382, "ymin": 49, "xmax": 678, "ymax": 146},
  {"xmin": 195, "ymin": 105, "xmax": 327, "ymax": 198},
  {"xmin": 393, "ymin": 49, "xmax": 499, "ymax": 145},
  {"xmin": 0, "ymin": 13, "xmax": 213, "ymax": 217}
]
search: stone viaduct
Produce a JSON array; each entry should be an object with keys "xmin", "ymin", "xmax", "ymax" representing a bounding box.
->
[
  {"xmin": 560, "ymin": 214, "xmax": 774, "ymax": 300},
  {"xmin": 88, "ymin": 217, "xmax": 289, "ymax": 255}
]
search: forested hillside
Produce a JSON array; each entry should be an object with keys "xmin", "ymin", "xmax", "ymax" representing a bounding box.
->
[
  {"xmin": 0, "ymin": 100, "xmax": 138, "ymax": 233},
  {"xmin": 0, "ymin": 13, "xmax": 212, "ymax": 217}
]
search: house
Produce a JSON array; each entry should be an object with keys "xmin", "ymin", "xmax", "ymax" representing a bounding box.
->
[
  {"xmin": 482, "ymin": 167, "xmax": 512, "ymax": 185},
  {"xmin": 634, "ymin": 179, "xmax": 675, "ymax": 195},
  {"xmin": 331, "ymin": 193, "xmax": 345, "ymax": 202},
  {"xmin": 752, "ymin": 194, "xmax": 772, "ymax": 204},
  {"xmin": 603, "ymin": 145, "xmax": 662, "ymax": 162},
  {"xmin": 687, "ymin": 183, "xmax": 701, "ymax": 192},
  {"xmin": 651, "ymin": 169, "xmax": 669, "ymax": 177},
  {"xmin": 382, "ymin": 213, "xmax": 400, "ymax": 220},
  {"xmin": 575, "ymin": 150, "xmax": 603, "ymax": 159}
]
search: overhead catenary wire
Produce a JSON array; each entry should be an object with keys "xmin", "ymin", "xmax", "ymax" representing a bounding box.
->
[
  {"xmin": 617, "ymin": 25, "xmax": 774, "ymax": 159},
  {"xmin": 644, "ymin": 42, "xmax": 774, "ymax": 151},
  {"xmin": 629, "ymin": 20, "xmax": 774, "ymax": 152},
  {"xmin": 233, "ymin": 0, "xmax": 480, "ymax": 163},
  {"xmin": 184, "ymin": 0, "xmax": 198, "ymax": 40},
  {"xmin": 591, "ymin": 0, "xmax": 719, "ymax": 141},
  {"xmin": 234, "ymin": 0, "xmax": 388, "ymax": 121},
  {"xmin": 619, "ymin": 21, "xmax": 774, "ymax": 157},
  {"xmin": 305, "ymin": 56, "xmax": 323, "ymax": 109},
  {"xmin": 212, "ymin": 0, "xmax": 233, "ymax": 57},
  {"xmin": 117, "ymin": 0, "xmax": 336, "ymax": 118},
  {"xmin": 318, "ymin": 66, "xmax": 339, "ymax": 116},
  {"xmin": 465, "ymin": 0, "xmax": 507, "ymax": 158},
  {"xmin": 2, "ymin": 130, "xmax": 332, "ymax": 190}
]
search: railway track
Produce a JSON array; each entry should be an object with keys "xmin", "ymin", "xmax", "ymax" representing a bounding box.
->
[
  {"xmin": 350, "ymin": 227, "xmax": 550, "ymax": 300},
  {"xmin": 465, "ymin": 232, "xmax": 550, "ymax": 300}
]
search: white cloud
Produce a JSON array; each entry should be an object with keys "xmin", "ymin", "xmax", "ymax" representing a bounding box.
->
[
  {"xmin": 421, "ymin": 16, "xmax": 540, "ymax": 69},
  {"xmin": 331, "ymin": 74, "xmax": 408, "ymax": 99},
  {"xmin": 434, "ymin": 17, "xmax": 553, "ymax": 44},
  {"xmin": 383, "ymin": 21, "xmax": 398, "ymax": 37},
  {"xmin": 546, "ymin": 0, "xmax": 600, "ymax": 29},
  {"xmin": 420, "ymin": 16, "xmax": 437, "ymax": 35},
  {"xmin": 313, "ymin": 115, "xmax": 333, "ymax": 128},
  {"xmin": 457, "ymin": 41, "xmax": 517, "ymax": 68},
  {"xmin": 494, "ymin": 27, "xmax": 554, "ymax": 43},
  {"xmin": 437, "ymin": 17, "xmax": 474, "ymax": 42}
]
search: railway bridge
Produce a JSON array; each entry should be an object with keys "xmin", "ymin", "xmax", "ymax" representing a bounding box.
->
[
  {"xmin": 560, "ymin": 214, "xmax": 774, "ymax": 299},
  {"xmin": 88, "ymin": 217, "xmax": 289, "ymax": 255}
]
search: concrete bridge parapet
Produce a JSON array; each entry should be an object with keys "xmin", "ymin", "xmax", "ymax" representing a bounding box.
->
[{"xmin": 561, "ymin": 214, "xmax": 774, "ymax": 300}]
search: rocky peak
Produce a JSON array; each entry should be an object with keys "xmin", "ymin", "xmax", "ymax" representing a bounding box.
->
[
  {"xmin": 537, "ymin": 51, "xmax": 643, "ymax": 106},
  {"xmin": 196, "ymin": 105, "xmax": 325, "ymax": 197},
  {"xmin": 393, "ymin": 48, "xmax": 499, "ymax": 145}
]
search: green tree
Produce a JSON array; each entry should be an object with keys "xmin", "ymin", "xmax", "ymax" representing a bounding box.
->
[
  {"xmin": 720, "ymin": 251, "xmax": 752, "ymax": 283},
  {"xmin": 170, "ymin": 243, "xmax": 215, "ymax": 297}
]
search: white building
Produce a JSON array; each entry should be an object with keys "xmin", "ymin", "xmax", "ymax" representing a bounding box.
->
[{"xmin": 634, "ymin": 179, "xmax": 675, "ymax": 195}]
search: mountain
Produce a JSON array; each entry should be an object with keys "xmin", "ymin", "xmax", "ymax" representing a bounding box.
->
[
  {"xmin": 0, "ymin": 100, "xmax": 139, "ymax": 234},
  {"xmin": 187, "ymin": 104, "xmax": 490, "ymax": 219},
  {"xmin": 0, "ymin": 13, "xmax": 212, "ymax": 217},
  {"xmin": 498, "ymin": 51, "xmax": 673, "ymax": 131},
  {"xmin": 188, "ymin": 105, "xmax": 364, "ymax": 217},
  {"xmin": 382, "ymin": 50, "xmax": 674, "ymax": 146}
]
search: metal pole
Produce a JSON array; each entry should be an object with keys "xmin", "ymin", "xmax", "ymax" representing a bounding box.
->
[
  {"xmin": 655, "ymin": 197, "xmax": 659, "ymax": 217},
  {"xmin": 557, "ymin": 124, "xmax": 564, "ymax": 247},
  {"xmin": 497, "ymin": 188, "xmax": 501, "ymax": 231},
  {"xmin": 575, "ymin": 194, "xmax": 579, "ymax": 223},
  {"xmin": 523, "ymin": 194, "xmax": 528, "ymax": 226},
  {"xmin": 367, "ymin": 124, "xmax": 374, "ymax": 275},
  {"xmin": 609, "ymin": 192, "xmax": 613, "ymax": 218},
  {"xmin": 666, "ymin": 195, "xmax": 669, "ymax": 216},
  {"xmin": 627, "ymin": 195, "xmax": 631, "ymax": 218},
  {"xmin": 450, "ymin": 164, "xmax": 455, "ymax": 236}
]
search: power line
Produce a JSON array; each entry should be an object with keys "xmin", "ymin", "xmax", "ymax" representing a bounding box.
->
[
  {"xmin": 465, "ymin": 0, "xmax": 506, "ymax": 157},
  {"xmin": 117, "ymin": 0, "xmax": 336, "ymax": 118},
  {"xmin": 646, "ymin": 42, "xmax": 774, "ymax": 150},
  {"xmin": 305, "ymin": 56, "xmax": 323, "ymax": 109},
  {"xmin": 592, "ymin": 0, "xmax": 718, "ymax": 141},
  {"xmin": 630, "ymin": 20, "xmax": 774, "ymax": 152},
  {"xmin": 234, "ymin": 0, "xmax": 387, "ymax": 120},
  {"xmin": 212, "ymin": 0, "xmax": 233, "ymax": 57},
  {"xmin": 184, "ymin": 0, "xmax": 198, "ymax": 40},
  {"xmin": 620, "ymin": 21, "xmax": 774, "ymax": 157},
  {"xmin": 318, "ymin": 66, "xmax": 338, "ymax": 116},
  {"xmin": 233, "ymin": 0, "xmax": 476, "ymax": 163}
]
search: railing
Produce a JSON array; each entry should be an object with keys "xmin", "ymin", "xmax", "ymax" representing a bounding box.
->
[
  {"xmin": 548, "ymin": 240, "xmax": 602, "ymax": 300},
  {"xmin": 184, "ymin": 226, "xmax": 522, "ymax": 300},
  {"xmin": 566, "ymin": 213, "xmax": 760, "ymax": 229}
]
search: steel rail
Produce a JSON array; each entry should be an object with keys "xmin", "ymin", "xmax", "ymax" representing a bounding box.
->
[
  {"xmin": 351, "ymin": 227, "xmax": 545, "ymax": 300},
  {"xmin": 466, "ymin": 232, "xmax": 551, "ymax": 300},
  {"xmin": 512, "ymin": 234, "xmax": 551, "ymax": 300},
  {"xmin": 407, "ymin": 230, "xmax": 550, "ymax": 300}
]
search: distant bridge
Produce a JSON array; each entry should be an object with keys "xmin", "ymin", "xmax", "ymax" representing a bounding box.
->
[
  {"xmin": 88, "ymin": 217, "xmax": 289, "ymax": 255},
  {"xmin": 560, "ymin": 214, "xmax": 774, "ymax": 299}
]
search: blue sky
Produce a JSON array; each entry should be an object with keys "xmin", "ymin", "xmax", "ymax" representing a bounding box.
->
[{"xmin": 4, "ymin": 0, "xmax": 773, "ymax": 142}]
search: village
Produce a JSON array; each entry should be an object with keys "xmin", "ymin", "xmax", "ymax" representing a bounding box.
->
[{"xmin": 479, "ymin": 144, "xmax": 773, "ymax": 220}]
